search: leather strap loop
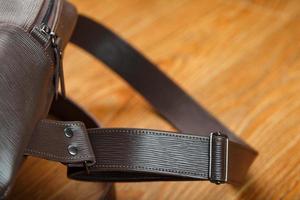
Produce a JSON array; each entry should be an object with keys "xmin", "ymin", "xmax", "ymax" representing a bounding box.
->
[{"xmin": 25, "ymin": 120, "xmax": 96, "ymax": 166}]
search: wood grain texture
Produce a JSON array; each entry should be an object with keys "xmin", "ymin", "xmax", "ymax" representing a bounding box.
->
[{"xmin": 11, "ymin": 0, "xmax": 300, "ymax": 199}]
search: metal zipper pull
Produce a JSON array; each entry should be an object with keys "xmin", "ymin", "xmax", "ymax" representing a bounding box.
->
[
  {"xmin": 50, "ymin": 31, "xmax": 66, "ymax": 99},
  {"xmin": 32, "ymin": 24, "xmax": 66, "ymax": 99}
]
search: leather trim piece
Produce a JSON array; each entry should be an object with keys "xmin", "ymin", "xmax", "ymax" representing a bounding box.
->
[{"xmin": 24, "ymin": 120, "xmax": 95, "ymax": 165}]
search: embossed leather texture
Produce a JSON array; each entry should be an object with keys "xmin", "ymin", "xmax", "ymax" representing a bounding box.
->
[{"xmin": 0, "ymin": 0, "xmax": 78, "ymax": 198}]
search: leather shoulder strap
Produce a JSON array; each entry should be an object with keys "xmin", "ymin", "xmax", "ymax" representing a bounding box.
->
[
  {"xmin": 43, "ymin": 15, "xmax": 257, "ymax": 185},
  {"xmin": 27, "ymin": 120, "xmax": 254, "ymax": 184},
  {"xmin": 70, "ymin": 16, "xmax": 251, "ymax": 146}
]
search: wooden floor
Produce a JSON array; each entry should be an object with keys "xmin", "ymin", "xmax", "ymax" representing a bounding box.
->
[{"xmin": 12, "ymin": 0, "xmax": 300, "ymax": 199}]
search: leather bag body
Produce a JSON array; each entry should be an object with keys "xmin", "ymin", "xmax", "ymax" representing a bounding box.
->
[{"xmin": 0, "ymin": 0, "xmax": 77, "ymax": 197}]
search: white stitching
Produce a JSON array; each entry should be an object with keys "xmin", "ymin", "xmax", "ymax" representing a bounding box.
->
[
  {"xmin": 88, "ymin": 129, "xmax": 209, "ymax": 141},
  {"xmin": 25, "ymin": 148, "xmax": 94, "ymax": 160},
  {"xmin": 91, "ymin": 164, "xmax": 207, "ymax": 177}
]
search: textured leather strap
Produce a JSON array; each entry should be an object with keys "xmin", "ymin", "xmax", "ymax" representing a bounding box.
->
[
  {"xmin": 70, "ymin": 16, "xmax": 254, "ymax": 147},
  {"xmin": 27, "ymin": 120, "xmax": 245, "ymax": 184},
  {"xmin": 30, "ymin": 15, "xmax": 257, "ymax": 185}
]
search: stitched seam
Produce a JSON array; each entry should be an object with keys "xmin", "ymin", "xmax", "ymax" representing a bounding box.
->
[
  {"xmin": 91, "ymin": 164, "xmax": 207, "ymax": 177},
  {"xmin": 89, "ymin": 129, "xmax": 209, "ymax": 141},
  {"xmin": 38, "ymin": 123, "xmax": 84, "ymax": 130},
  {"xmin": 33, "ymin": 120, "xmax": 96, "ymax": 160},
  {"xmin": 89, "ymin": 130, "xmax": 208, "ymax": 177},
  {"xmin": 25, "ymin": 149, "xmax": 94, "ymax": 160},
  {"xmin": 37, "ymin": 122, "xmax": 90, "ymax": 142},
  {"xmin": 39, "ymin": 120, "xmax": 85, "ymax": 128}
]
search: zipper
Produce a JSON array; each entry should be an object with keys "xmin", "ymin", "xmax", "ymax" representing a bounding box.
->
[
  {"xmin": 31, "ymin": 0, "xmax": 65, "ymax": 99},
  {"xmin": 41, "ymin": 0, "xmax": 56, "ymax": 25}
]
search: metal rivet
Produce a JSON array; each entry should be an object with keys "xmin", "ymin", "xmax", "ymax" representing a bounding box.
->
[
  {"xmin": 64, "ymin": 127, "xmax": 73, "ymax": 138},
  {"xmin": 68, "ymin": 145, "xmax": 78, "ymax": 156}
]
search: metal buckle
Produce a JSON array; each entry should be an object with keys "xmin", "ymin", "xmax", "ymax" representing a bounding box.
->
[{"xmin": 209, "ymin": 132, "xmax": 229, "ymax": 184}]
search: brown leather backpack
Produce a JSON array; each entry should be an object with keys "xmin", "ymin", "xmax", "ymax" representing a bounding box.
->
[{"xmin": 0, "ymin": 0, "xmax": 257, "ymax": 199}]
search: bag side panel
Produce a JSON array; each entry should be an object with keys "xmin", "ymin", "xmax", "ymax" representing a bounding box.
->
[{"xmin": 0, "ymin": 24, "xmax": 54, "ymax": 198}]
